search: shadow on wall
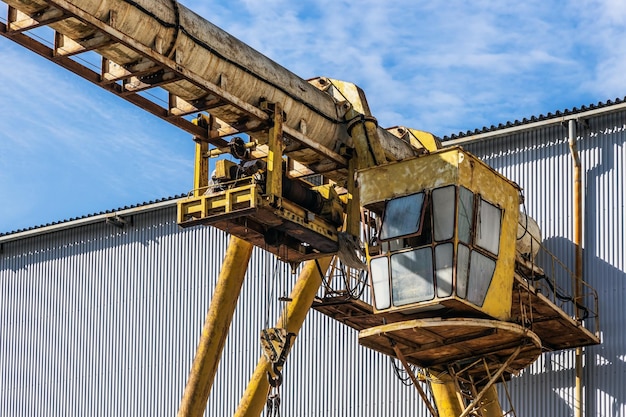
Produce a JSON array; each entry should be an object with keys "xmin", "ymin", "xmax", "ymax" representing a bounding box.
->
[
  {"xmin": 467, "ymin": 116, "xmax": 626, "ymax": 416},
  {"xmin": 511, "ymin": 236, "xmax": 625, "ymax": 417},
  {"xmin": 508, "ymin": 118, "xmax": 625, "ymax": 417}
]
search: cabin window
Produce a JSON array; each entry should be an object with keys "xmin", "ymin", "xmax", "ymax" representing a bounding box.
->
[
  {"xmin": 435, "ymin": 243, "xmax": 454, "ymax": 297},
  {"xmin": 458, "ymin": 187, "xmax": 474, "ymax": 244},
  {"xmin": 391, "ymin": 248, "xmax": 434, "ymax": 305},
  {"xmin": 467, "ymin": 251, "xmax": 496, "ymax": 306},
  {"xmin": 370, "ymin": 257, "xmax": 391, "ymax": 309},
  {"xmin": 476, "ymin": 199, "xmax": 502, "ymax": 255},
  {"xmin": 432, "ymin": 186, "xmax": 455, "ymax": 241},
  {"xmin": 456, "ymin": 244, "xmax": 470, "ymax": 298},
  {"xmin": 379, "ymin": 192, "xmax": 425, "ymax": 241},
  {"xmin": 368, "ymin": 186, "xmax": 504, "ymax": 312}
]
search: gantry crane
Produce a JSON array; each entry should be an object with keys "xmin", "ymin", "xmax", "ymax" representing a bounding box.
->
[{"xmin": 0, "ymin": 1, "xmax": 601, "ymax": 416}]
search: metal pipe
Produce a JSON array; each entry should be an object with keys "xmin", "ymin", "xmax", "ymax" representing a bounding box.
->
[
  {"xmin": 568, "ymin": 119, "xmax": 584, "ymax": 417},
  {"xmin": 234, "ymin": 257, "xmax": 332, "ymax": 417},
  {"xmin": 177, "ymin": 236, "xmax": 254, "ymax": 417}
]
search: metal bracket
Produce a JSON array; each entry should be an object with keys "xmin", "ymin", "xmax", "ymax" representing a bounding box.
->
[
  {"xmin": 105, "ymin": 215, "xmax": 131, "ymax": 229},
  {"xmin": 260, "ymin": 100, "xmax": 287, "ymax": 123}
]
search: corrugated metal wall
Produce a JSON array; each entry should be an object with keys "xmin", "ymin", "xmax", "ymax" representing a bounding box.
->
[
  {"xmin": 0, "ymin": 209, "xmax": 429, "ymax": 416},
  {"xmin": 465, "ymin": 111, "xmax": 625, "ymax": 417},
  {"xmin": 1, "ymin": 108, "xmax": 624, "ymax": 416}
]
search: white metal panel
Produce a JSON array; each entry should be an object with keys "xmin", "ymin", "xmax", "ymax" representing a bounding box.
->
[
  {"xmin": 465, "ymin": 110, "xmax": 626, "ymax": 417},
  {"xmin": 1, "ymin": 106, "xmax": 624, "ymax": 417},
  {"xmin": 0, "ymin": 206, "xmax": 423, "ymax": 416}
]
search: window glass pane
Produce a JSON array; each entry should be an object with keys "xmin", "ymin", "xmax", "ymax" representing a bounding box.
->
[
  {"xmin": 370, "ymin": 257, "xmax": 391, "ymax": 309},
  {"xmin": 458, "ymin": 187, "xmax": 474, "ymax": 244},
  {"xmin": 467, "ymin": 251, "xmax": 496, "ymax": 306},
  {"xmin": 457, "ymin": 244, "xmax": 470, "ymax": 298},
  {"xmin": 380, "ymin": 193, "xmax": 425, "ymax": 240},
  {"xmin": 476, "ymin": 199, "xmax": 502, "ymax": 255},
  {"xmin": 432, "ymin": 186, "xmax": 455, "ymax": 241},
  {"xmin": 391, "ymin": 248, "xmax": 434, "ymax": 305},
  {"xmin": 435, "ymin": 243, "xmax": 454, "ymax": 297}
]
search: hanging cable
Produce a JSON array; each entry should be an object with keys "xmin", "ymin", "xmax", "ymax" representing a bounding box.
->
[
  {"xmin": 516, "ymin": 267, "xmax": 590, "ymax": 320},
  {"xmin": 340, "ymin": 261, "xmax": 368, "ymax": 300},
  {"xmin": 264, "ymin": 257, "xmax": 282, "ymax": 328},
  {"xmin": 390, "ymin": 357, "xmax": 415, "ymax": 387},
  {"xmin": 517, "ymin": 192, "xmax": 529, "ymax": 241}
]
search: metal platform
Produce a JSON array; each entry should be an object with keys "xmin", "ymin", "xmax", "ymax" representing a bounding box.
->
[
  {"xmin": 313, "ymin": 272, "xmax": 601, "ymax": 371},
  {"xmin": 178, "ymin": 184, "xmax": 339, "ymax": 263},
  {"xmin": 511, "ymin": 272, "xmax": 600, "ymax": 350},
  {"xmin": 359, "ymin": 318, "xmax": 542, "ymax": 379}
]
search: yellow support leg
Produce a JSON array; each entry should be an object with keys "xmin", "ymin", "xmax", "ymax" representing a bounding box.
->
[
  {"xmin": 234, "ymin": 256, "xmax": 333, "ymax": 417},
  {"xmin": 478, "ymin": 385, "xmax": 502, "ymax": 417},
  {"xmin": 429, "ymin": 372, "xmax": 505, "ymax": 417},
  {"xmin": 177, "ymin": 236, "xmax": 254, "ymax": 417},
  {"xmin": 430, "ymin": 372, "xmax": 465, "ymax": 417}
]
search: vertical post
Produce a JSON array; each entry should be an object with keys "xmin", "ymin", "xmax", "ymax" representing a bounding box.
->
[
  {"xmin": 193, "ymin": 139, "xmax": 209, "ymax": 198},
  {"xmin": 265, "ymin": 102, "xmax": 285, "ymax": 201},
  {"xmin": 568, "ymin": 119, "xmax": 584, "ymax": 417},
  {"xmin": 191, "ymin": 113, "xmax": 212, "ymax": 198},
  {"xmin": 345, "ymin": 156, "xmax": 361, "ymax": 237},
  {"xmin": 177, "ymin": 236, "xmax": 254, "ymax": 417},
  {"xmin": 234, "ymin": 257, "xmax": 332, "ymax": 417}
]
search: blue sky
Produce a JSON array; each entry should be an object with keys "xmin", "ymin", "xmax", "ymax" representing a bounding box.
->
[{"xmin": 1, "ymin": 0, "xmax": 625, "ymax": 233}]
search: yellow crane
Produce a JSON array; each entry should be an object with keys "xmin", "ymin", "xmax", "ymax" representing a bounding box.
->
[{"xmin": 0, "ymin": 1, "xmax": 600, "ymax": 416}]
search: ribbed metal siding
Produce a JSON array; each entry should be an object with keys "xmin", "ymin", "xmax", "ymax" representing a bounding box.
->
[
  {"xmin": 0, "ymin": 207, "xmax": 425, "ymax": 416},
  {"xmin": 2, "ymin": 110, "xmax": 624, "ymax": 417},
  {"xmin": 465, "ymin": 111, "xmax": 626, "ymax": 417}
]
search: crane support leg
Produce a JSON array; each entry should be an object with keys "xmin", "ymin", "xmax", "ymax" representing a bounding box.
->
[
  {"xmin": 429, "ymin": 372, "xmax": 465, "ymax": 417},
  {"xmin": 177, "ymin": 236, "xmax": 254, "ymax": 417},
  {"xmin": 429, "ymin": 368, "xmax": 504, "ymax": 417},
  {"xmin": 234, "ymin": 256, "xmax": 333, "ymax": 417},
  {"xmin": 477, "ymin": 386, "xmax": 503, "ymax": 417}
]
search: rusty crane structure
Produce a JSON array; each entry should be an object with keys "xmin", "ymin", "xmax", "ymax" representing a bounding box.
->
[{"xmin": 0, "ymin": 1, "xmax": 600, "ymax": 416}]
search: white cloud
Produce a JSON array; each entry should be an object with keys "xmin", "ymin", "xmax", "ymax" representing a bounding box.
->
[{"xmin": 1, "ymin": 0, "xmax": 624, "ymax": 230}]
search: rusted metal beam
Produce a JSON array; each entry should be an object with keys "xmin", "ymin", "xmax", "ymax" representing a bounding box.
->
[
  {"xmin": 0, "ymin": 21, "xmax": 226, "ymax": 146},
  {"xmin": 283, "ymin": 125, "xmax": 347, "ymax": 167},
  {"xmin": 393, "ymin": 344, "xmax": 439, "ymax": 417},
  {"xmin": 45, "ymin": 0, "xmax": 270, "ymax": 122},
  {"xmin": 7, "ymin": 4, "xmax": 65, "ymax": 33},
  {"xmin": 54, "ymin": 31, "xmax": 114, "ymax": 57},
  {"xmin": 457, "ymin": 345, "xmax": 522, "ymax": 417}
]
